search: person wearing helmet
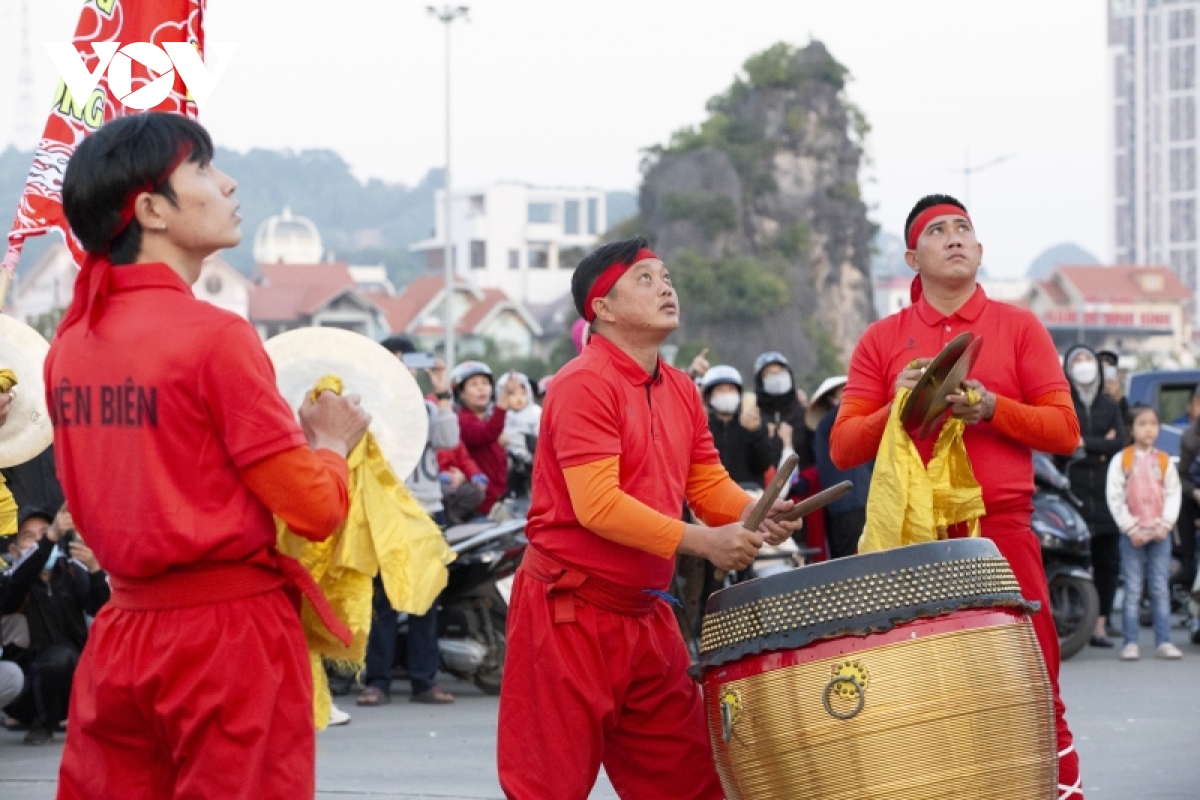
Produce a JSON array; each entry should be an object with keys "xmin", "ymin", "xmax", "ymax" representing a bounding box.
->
[
  {"xmin": 701, "ymin": 366, "xmax": 773, "ymax": 489},
  {"xmin": 451, "ymin": 361, "xmax": 516, "ymax": 514},
  {"xmin": 497, "ymin": 238, "xmax": 802, "ymax": 800},
  {"xmin": 753, "ymin": 351, "xmax": 811, "ymax": 470}
]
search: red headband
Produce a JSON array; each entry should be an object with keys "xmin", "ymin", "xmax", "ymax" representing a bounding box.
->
[
  {"xmin": 111, "ymin": 144, "xmax": 195, "ymax": 240},
  {"xmin": 59, "ymin": 144, "xmax": 195, "ymax": 335},
  {"xmin": 582, "ymin": 246, "xmax": 659, "ymax": 323},
  {"xmin": 905, "ymin": 203, "xmax": 970, "ymax": 251}
]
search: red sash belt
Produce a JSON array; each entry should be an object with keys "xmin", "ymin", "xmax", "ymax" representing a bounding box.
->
[
  {"xmin": 520, "ymin": 545, "xmax": 658, "ymax": 622},
  {"xmin": 108, "ymin": 556, "xmax": 353, "ymax": 647}
]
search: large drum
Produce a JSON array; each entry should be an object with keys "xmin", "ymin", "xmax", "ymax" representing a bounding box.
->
[{"xmin": 699, "ymin": 538, "xmax": 1056, "ymax": 800}]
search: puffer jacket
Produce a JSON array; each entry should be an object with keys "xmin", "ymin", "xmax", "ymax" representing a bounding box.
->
[{"xmin": 1060, "ymin": 344, "xmax": 1126, "ymax": 537}]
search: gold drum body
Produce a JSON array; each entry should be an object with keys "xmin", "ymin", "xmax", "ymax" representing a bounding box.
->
[{"xmin": 698, "ymin": 538, "xmax": 1056, "ymax": 800}]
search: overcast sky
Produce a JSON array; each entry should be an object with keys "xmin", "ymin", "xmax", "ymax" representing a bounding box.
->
[{"xmin": 0, "ymin": 0, "xmax": 1107, "ymax": 277}]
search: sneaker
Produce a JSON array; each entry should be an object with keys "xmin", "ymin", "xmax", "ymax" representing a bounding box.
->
[
  {"xmin": 23, "ymin": 723, "xmax": 53, "ymax": 746},
  {"xmin": 1120, "ymin": 643, "xmax": 1140, "ymax": 661},
  {"xmin": 1156, "ymin": 642, "xmax": 1184, "ymax": 660},
  {"xmin": 326, "ymin": 705, "xmax": 351, "ymax": 727}
]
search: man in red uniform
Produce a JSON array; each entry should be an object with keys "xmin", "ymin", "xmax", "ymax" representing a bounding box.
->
[
  {"xmin": 497, "ymin": 237, "xmax": 802, "ymax": 799},
  {"xmin": 47, "ymin": 113, "xmax": 371, "ymax": 799},
  {"xmin": 831, "ymin": 194, "xmax": 1084, "ymax": 799}
]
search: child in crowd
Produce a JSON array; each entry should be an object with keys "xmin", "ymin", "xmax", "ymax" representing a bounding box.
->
[
  {"xmin": 1106, "ymin": 404, "xmax": 1184, "ymax": 661},
  {"xmin": 451, "ymin": 362, "xmax": 514, "ymax": 514},
  {"xmin": 500, "ymin": 372, "xmax": 542, "ymax": 500},
  {"xmin": 437, "ymin": 443, "xmax": 488, "ymax": 525}
]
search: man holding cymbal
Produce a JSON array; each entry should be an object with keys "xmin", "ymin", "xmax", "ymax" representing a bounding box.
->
[{"xmin": 832, "ymin": 194, "xmax": 1084, "ymax": 799}]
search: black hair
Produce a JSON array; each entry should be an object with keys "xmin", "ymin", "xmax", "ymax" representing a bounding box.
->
[
  {"xmin": 904, "ymin": 194, "xmax": 968, "ymax": 245},
  {"xmin": 379, "ymin": 336, "xmax": 415, "ymax": 355},
  {"xmin": 1129, "ymin": 403, "xmax": 1158, "ymax": 424},
  {"xmin": 571, "ymin": 237, "xmax": 649, "ymax": 319},
  {"xmin": 62, "ymin": 112, "xmax": 215, "ymax": 265}
]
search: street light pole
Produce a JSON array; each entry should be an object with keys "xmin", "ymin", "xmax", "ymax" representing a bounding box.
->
[
  {"xmin": 959, "ymin": 148, "xmax": 1015, "ymax": 208},
  {"xmin": 428, "ymin": 4, "xmax": 469, "ymax": 369}
]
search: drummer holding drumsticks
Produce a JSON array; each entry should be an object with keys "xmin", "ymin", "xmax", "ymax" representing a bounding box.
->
[
  {"xmin": 831, "ymin": 194, "xmax": 1085, "ymax": 799},
  {"xmin": 497, "ymin": 237, "xmax": 802, "ymax": 800}
]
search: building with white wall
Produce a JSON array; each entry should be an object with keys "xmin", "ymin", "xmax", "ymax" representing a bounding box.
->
[
  {"xmin": 409, "ymin": 182, "xmax": 607, "ymax": 306},
  {"xmin": 1109, "ymin": 0, "xmax": 1200, "ymax": 320}
]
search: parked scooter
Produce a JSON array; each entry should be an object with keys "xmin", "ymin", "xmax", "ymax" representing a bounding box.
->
[
  {"xmin": 1033, "ymin": 452, "xmax": 1099, "ymax": 660},
  {"xmin": 392, "ymin": 517, "xmax": 526, "ymax": 695}
]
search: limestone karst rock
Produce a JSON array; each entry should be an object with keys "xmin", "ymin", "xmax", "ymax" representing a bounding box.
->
[{"xmin": 631, "ymin": 41, "xmax": 876, "ymax": 385}]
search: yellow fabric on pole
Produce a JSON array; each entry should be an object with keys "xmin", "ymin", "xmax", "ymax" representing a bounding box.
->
[
  {"xmin": 276, "ymin": 375, "xmax": 456, "ymax": 729},
  {"xmin": 859, "ymin": 384, "xmax": 985, "ymax": 553},
  {"xmin": 0, "ymin": 369, "xmax": 19, "ymax": 536}
]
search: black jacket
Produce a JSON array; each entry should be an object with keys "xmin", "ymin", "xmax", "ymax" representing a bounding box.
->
[
  {"xmin": 0, "ymin": 537, "xmax": 110, "ymax": 657},
  {"xmin": 708, "ymin": 414, "xmax": 775, "ymax": 489},
  {"xmin": 1060, "ymin": 346, "xmax": 1126, "ymax": 537},
  {"xmin": 755, "ymin": 368, "xmax": 811, "ymax": 470}
]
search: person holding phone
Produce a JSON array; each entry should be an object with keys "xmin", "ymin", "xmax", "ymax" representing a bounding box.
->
[{"xmin": 0, "ymin": 504, "xmax": 109, "ymax": 745}]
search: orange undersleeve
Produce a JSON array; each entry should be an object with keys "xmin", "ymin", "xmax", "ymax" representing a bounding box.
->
[
  {"xmin": 686, "ymin": 462, "xmax": 754, "ymax": 527},
  {"xmin": 990, "ymin": 390, "xmax": 1080, "ymax": 456},
  {"xmin": 562, "ymin": 457, "xmax": 685, "ymax": 559},
  {"xmin": 831, "ymin": 390, "xmax": 1080, "ymax": 469},
  {"xmin": 241, "ymin": 447, "xmax": 350, "ymax": 542},
  {"xmin": 830, "ymin": 399, "xmax": 891, "ymax": 470}
]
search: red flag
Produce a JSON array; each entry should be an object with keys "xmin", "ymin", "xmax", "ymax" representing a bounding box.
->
[{"xmin": 2, "ymin": 0, "xmax": 206, "ymax": 276}]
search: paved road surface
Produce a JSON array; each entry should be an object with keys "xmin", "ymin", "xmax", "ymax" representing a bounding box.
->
[{"xmin": 0, "ymin": 625, "xmax": 1196, "ymax": 798}]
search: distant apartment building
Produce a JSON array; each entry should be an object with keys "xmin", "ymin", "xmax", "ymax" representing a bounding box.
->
[
  {"xmin": 1109, "ymin": 0, "xmax": 1200, "ymax": 318},
  {"xmin": 409, "ymin": 183, "xmax": 607, "ymax": 307}
]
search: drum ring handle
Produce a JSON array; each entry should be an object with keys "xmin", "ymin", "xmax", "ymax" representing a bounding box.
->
[{"xmin": 822, "ymin": 676, "xmax": 865, "ymax": 720}]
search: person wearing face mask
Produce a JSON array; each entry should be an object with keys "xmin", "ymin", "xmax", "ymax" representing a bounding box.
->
[
  {"xmin": 1061, "ymin": 345, "xmax": 1126, "ymax": 651},
  {"xmin": 0, "ymin": 504, "xmax": 109, "ymax": 745},
  {"xmin": 701, "ymin": 367, "xmax": 774, "ymax": 489},
  {"xmin": 753, "ymin": 352, "xmax": 811, "ymax": 470}
]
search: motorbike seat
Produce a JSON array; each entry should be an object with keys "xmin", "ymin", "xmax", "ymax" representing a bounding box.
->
[{"xmin": 443, "ymin": 522, "xmax": 495, "ymax": 545}]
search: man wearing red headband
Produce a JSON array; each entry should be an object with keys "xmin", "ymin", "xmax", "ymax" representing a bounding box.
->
[
  {"xmin": 47, "ymin": 113, "xmax": 369, "ymax": 799},
  {"xmin": 497, "ymin": 237, "xmax": 802, "ymax": 799},
  {"xmin": 831, "ymin": 194, "xmax": 1085, "ymax": 798}
]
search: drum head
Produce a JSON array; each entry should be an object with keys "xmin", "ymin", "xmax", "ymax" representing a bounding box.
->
[{"xmin": 699, "ymin": 538, "xmax": 1035, "ymax": 670}]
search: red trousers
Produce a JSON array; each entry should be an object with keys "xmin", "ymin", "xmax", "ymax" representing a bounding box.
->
[
  {"xmin": 979, "ymin": 513, "xmax": 1082, "ymax": 797},
  {"xmin": 497, "ymin": 569, "xmax": 723, "ymax": 800},
  {"xmin": 57, "ymin": 586, "xmax": 315, "ymax": 799}
]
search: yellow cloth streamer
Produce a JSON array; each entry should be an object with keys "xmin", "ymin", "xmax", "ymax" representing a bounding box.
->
[
  {"xmin": 859, "ymin": 383, "xmax": 986, "ymax": 553},
  {"xmin": 276, "ymin": 375, "xmax": 456, "ymax": 729},
  {"xmin": 0, "ymin": 369, "xmax": 18, "ymax": 536}
]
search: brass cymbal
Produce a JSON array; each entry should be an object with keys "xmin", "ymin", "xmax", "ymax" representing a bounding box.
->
[
  {"xmin": 264, "ymin": 327, "xmax": 428, "ymax": 479},
  {"xmin": 899, "ymin": 332, "xmax": 973, "ymax": 434},
  {"xmin": 917, "ymin": 335, "xmax": 984, "ymax": 439},
  {"xmin": 0, "ymin": 315, "xmax": 53, "ymax": 469}
]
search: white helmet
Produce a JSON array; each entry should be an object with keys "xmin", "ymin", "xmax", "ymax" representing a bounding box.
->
[{"xmin": 700, "ymin": 365, "xmax": 743, "ymax": 396}]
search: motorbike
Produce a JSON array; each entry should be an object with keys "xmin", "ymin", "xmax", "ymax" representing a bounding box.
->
[
  {"xmin": 391, "ymin": 516, "xmax": 526, "ymax": 695},
  {"xmin": 1032, "ymin": 452, "xmax": 1100, "ymax": 660}
]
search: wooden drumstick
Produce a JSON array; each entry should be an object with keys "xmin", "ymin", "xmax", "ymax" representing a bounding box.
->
[
  {"xmin": 714, "ymin": 454, "xmax": 798, "ymax": 580},
  {"xmin": 768, "ymin": 480, "xmax": 854, "ymax": 524}
]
